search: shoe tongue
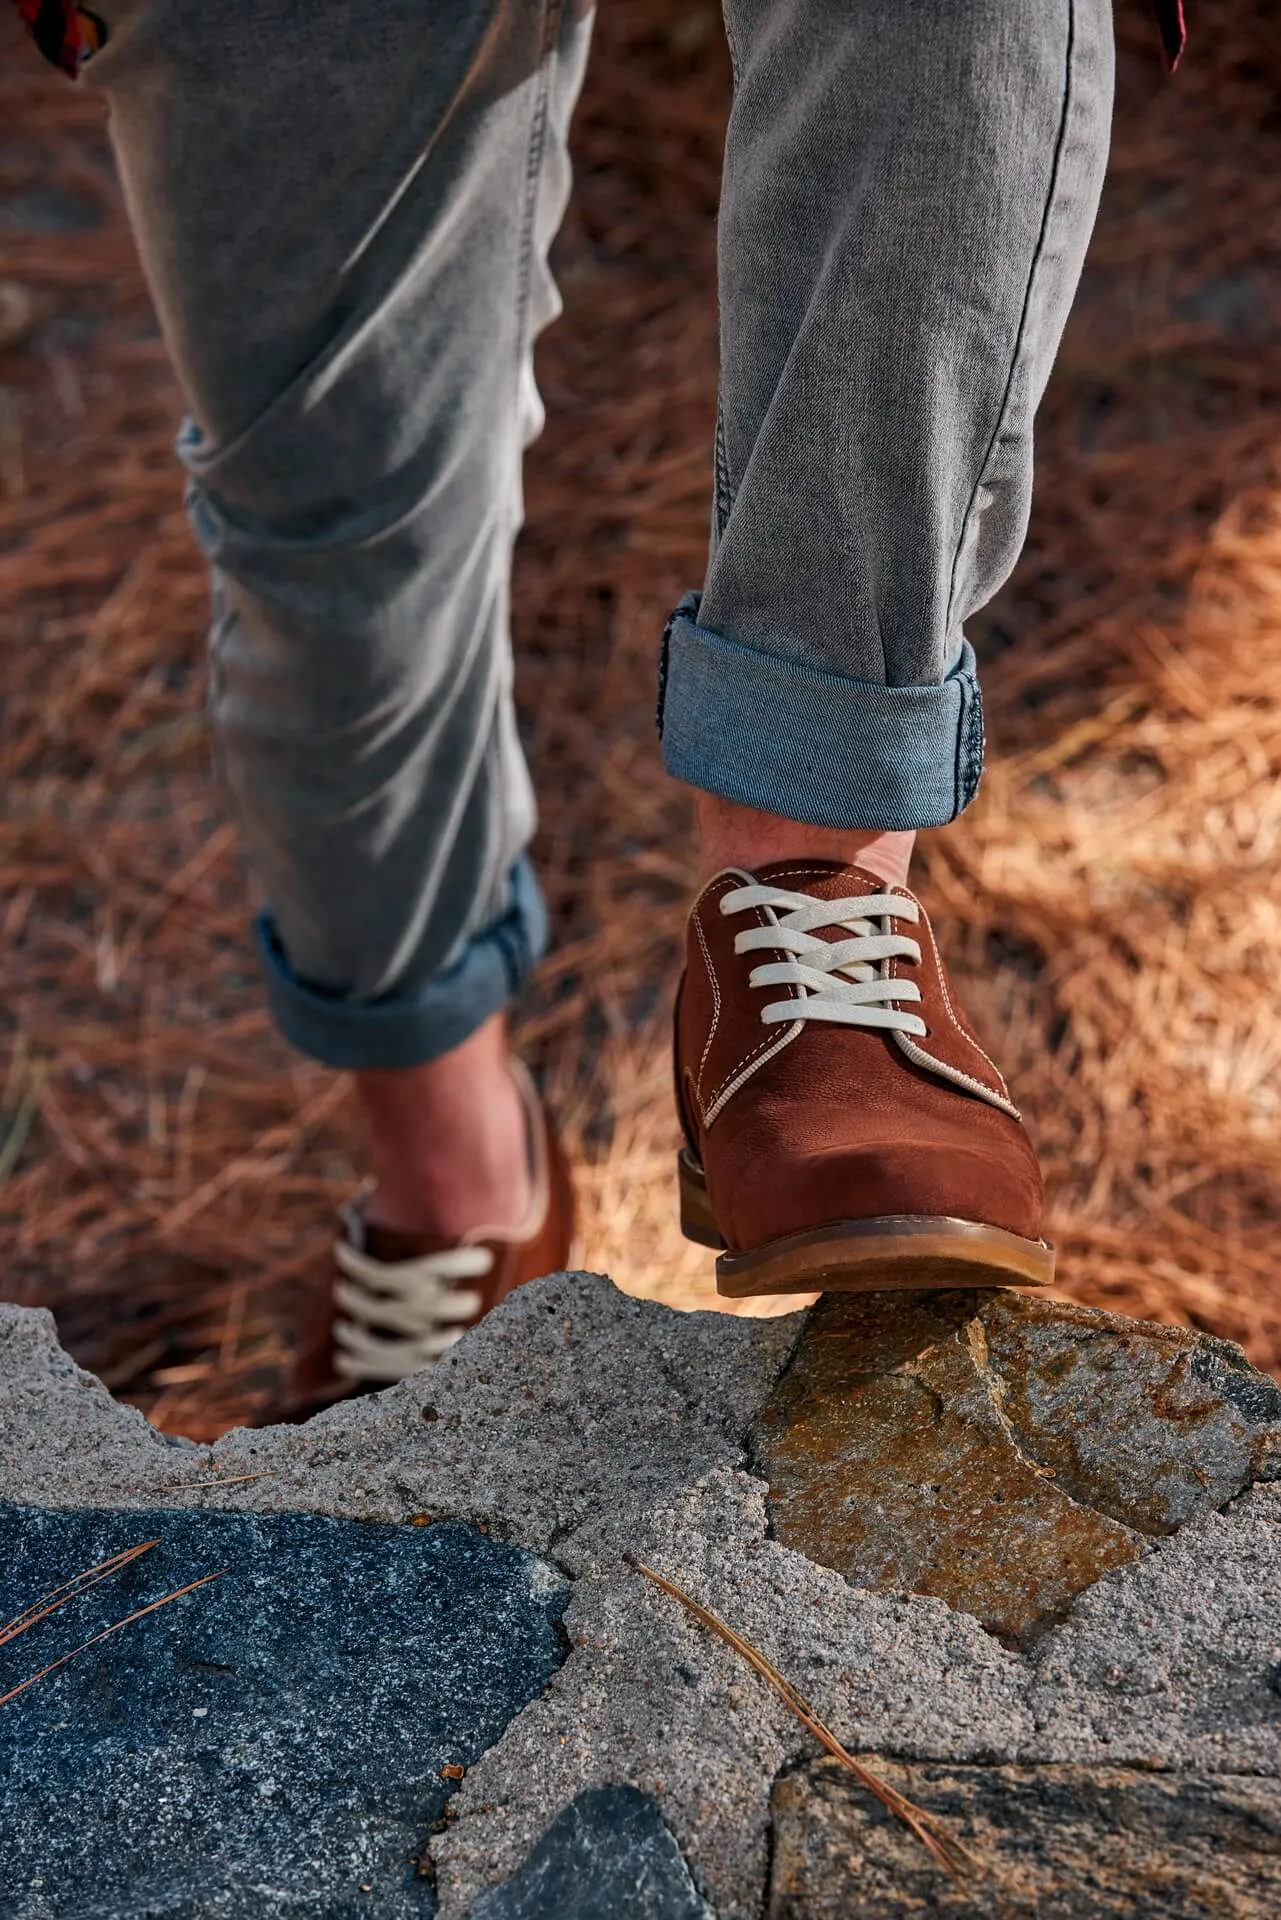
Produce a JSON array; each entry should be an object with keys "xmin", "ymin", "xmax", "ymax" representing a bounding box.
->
[
  {"xmin": 357, "ymin": 1218, "xmax": 465, "ymax": 1263},
  {"xmin": 747, "ymin": 858, "xmax": 902, "ymax": 952},
  {"xmin": 355, "ymin": 1213, "xmax": 525, "ymax": 1262},
  {"xmin": 752, "ymin": 857, "xmax": 896, "ymax": 902}
]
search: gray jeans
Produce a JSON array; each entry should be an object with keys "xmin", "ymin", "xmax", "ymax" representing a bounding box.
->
[{"xmin": 86, "ymin": 0, "xmax": 1113, "ymax": 1069}]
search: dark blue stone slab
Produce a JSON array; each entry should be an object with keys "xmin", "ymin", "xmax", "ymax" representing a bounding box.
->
[
  {"xmin": 0, "ymin": 1504, "xmax": 568, "ymax": 1918},
  {"xmin": 471, "ymin": 1786, "xmax": 713, "ymax": 1920}
]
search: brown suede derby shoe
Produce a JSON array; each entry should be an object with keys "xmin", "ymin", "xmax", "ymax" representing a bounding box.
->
[
  {"xmin": 675, "ymin": 860, "xmax": 1052, "ymax": 1297},
  {"xmin": 285, "ymin": 1061, "xmax": 575, "ymax": 1416}
]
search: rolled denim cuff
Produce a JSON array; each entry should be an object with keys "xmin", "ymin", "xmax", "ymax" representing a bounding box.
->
[
  {"xmin": 657, "ymin": 594, "xmax": 985, "ymax": 831},
  {"xmin": 256, "ymin": 856, "xmax": 548, "ymax": 1070}
]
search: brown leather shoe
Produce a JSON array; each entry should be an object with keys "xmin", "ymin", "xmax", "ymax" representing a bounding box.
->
[
  {"xmin": 675, "ymin": 861, "xmax": 1053, "ymax": 1297},
  {"xmin": 285, "ymin": 1061, "xmax": 574, "ymax": 1416}
]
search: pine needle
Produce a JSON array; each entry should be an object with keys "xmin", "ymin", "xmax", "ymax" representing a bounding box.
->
[
  {"xmin": 146, "ymin": 1471, "xmax": 275, "ymax": 1495},
  {"xmin": 0, "ymin": 1064, "xmax": 46, "ymax": 1188},
  {"xmin": 0, "ymin": 1566, "xmax": 229, "ymax": 1709},
  {"xmin": 0, "ymin": 1540, "xmax": 158, "ymax": 1648},
  {"xmin": 630, "ymin": 1557, "xmax": 979, "ymax": 1880}
]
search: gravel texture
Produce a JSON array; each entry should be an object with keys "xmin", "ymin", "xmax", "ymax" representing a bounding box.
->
[{"xmin": 0, "ymin": 1277, "xmax": 799, "ymax": 1562}]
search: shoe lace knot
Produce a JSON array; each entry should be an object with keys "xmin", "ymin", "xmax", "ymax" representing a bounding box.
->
[
  {"xmin": 332, "ymin": 1237, "xmax": 493, "ymax": 1381},
  {"xmin": 719, "ymin": 883, "xmax": 927, "ymax": 1035}
]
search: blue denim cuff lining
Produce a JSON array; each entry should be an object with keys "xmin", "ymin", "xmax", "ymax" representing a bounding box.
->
[
  {"xmin": 657, "ymin": 593, "xmax": 985, "ymax": 831},
  {"xmin": 256, "ymin": 855, "xmax": 548, "ymax": 1070}
]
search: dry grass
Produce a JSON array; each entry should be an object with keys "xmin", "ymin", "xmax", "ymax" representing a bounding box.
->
[{"xmin": 1, "ymin": 0, "xmax": 1279, "ymax": 1439}]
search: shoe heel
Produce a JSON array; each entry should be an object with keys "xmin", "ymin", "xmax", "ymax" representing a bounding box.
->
[{"xmin": 678, "ymin": 1150, "xmax": 726, "ymax": 1250}]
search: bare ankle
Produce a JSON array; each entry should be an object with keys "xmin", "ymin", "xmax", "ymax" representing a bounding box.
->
[
  {"xmin": 694, "ymin": 792, "xmax": 916, "ymax": 889},
  {"xmin": 354, "ymin": 1014, "xmax": 533, "ymax": 1240}
]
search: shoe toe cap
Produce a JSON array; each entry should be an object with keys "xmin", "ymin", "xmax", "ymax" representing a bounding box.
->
[{"xmin": 712, "ymin": 1103, "xmax": 1044, "ymax": 1252}]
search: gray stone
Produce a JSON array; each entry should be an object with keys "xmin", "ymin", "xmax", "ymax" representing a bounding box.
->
[
  {"xmin": 1026, "ymin": 1484, "xmax": 1281, "ymax": 1774},
  {"xmin": 0, "ymin": 1308, "xmax": 200, "ymax": 1508},
  {"xmin": 768, "ymin": 1757, "xmax": 1281, "ymax": 1917},
  {"xmin": 433, "ymin": 1469, "xmax": 1034, "ymax": 1920},
  {"xmin": 437, "ymin": 1474, "xmax": 1281, "ymax": 1917},
  {"xmin": 752, "ymin": 1290, "xmax": 1281, "ymax": 1643},
  {"xmin": 470, "ymin": 1787, "xmax": 713, "ymax": 1919},
  {"xmin": 0, "ymin": 1503, "xmax": 568, "ymax": 1918},
  {"xmin": 208, "ymin": 1271, "xmax": 799, "ymax": 1578},
  {"xmin": 0, "ymin": 1280, "xmax": 801, "ymax": 1573}
]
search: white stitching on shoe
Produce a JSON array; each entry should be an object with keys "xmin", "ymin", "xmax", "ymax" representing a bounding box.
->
[
  {"xmin": 698, "ymin": 867, "xmax": 806, "ymax": 1121},
  {"xmin": 703, "ymin": 1018, "xmax": 803, "ymax": 1126},
  {"xmin": 909, "ymin": 908, "xmax": 1015, "ymax": 1103},
  {"xmin": 692, "ymin": 903, "xmax": 722, "ymax": 1101},
  {"xmin": 892, "ymin": 1031, "xmax": 1020, "ymax": 1121}
]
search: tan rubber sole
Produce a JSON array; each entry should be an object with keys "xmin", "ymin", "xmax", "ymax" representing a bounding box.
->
[{"xmin": 678, "ymin": 1150, "xmax": 1055, "ymax": 1297}]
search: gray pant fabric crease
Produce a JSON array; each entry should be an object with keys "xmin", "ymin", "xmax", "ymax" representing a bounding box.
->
[{"xmin": 85, "ymin": 0, "xmax": 1113, "ymax": 1069}]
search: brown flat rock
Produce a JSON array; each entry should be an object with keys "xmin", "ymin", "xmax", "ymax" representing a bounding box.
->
[
  {"xmin": 768, "ymin": 1758, "xmax": 1281, "ymax": 1918},
  {"xmin": 752, "ymin": 1291, "xmax": 1281, "ymax": 1644},
  {"xmin": 981, "ymin": 1293, "xmax": 1281, "ymax": 1533}
]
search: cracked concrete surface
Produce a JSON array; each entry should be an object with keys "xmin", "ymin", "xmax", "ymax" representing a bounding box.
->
[{"xmin": 2, "ymin": 1277, "xmax": 1280, "ymax": 1917}]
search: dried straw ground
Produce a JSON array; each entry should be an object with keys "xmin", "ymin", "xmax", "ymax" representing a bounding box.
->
[{"xmin": 1, "ymin": 2, "xmax": 1279, "ymax": 1440}]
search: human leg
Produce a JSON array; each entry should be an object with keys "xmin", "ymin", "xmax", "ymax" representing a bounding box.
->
[
  {"xmin": 695, "ymin": 795, "xmax": 915, "ymax": 890},
  {"xmin": 89, "ymin": 0, "xmax": 589, "ymax": 1063},
  {"xmin": 672, "ymin": 0, "xmax": 1115, "ymax": 1292},
  {"xmin": 85, "ymin": 0, "xmax": 591, "ymax": 1377},
  {"xmin": 665, "ymin": 0, "xmax": 1113, "ymax": 831}
]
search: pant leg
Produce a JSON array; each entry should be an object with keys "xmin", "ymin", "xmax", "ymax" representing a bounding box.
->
[
  {"xmin": 659, "ymin": 0, "xmax": 1114, "ymax": 830},
  {"xmin": 85, "ymin": 0, "xmax": 592, "ymax": 1068}
]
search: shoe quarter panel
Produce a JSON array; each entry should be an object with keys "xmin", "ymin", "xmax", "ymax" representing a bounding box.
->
[{"xmin": 894, "ymin": 900, "xmax": 1014, "ymax": 1106}]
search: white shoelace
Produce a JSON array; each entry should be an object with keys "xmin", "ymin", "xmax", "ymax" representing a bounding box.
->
[
  {"xmin": 329, "ymin": 1060, "xmax": 552, "ymax": 1385},
  {"xmin": 332, "ymin": 1237, "xmax": 493, "ymax": 1382},
  {"xmin": 720, "ymin": 883, "xmax": 927, "ymax": 1035}
]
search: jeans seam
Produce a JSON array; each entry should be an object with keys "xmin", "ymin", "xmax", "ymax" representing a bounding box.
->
[
  {"xmin": 714, "ymin": 4, "xmax": 740, "ymax": 532},
  {"xmin": 943, "ymin": 0, "xmax": 1079, "ymax": 641},
  {"xmin": 513, "ymin": 0, "xmax": 563, "ymax": 412},
  {"xmin": 713, "ymin": 400, "xmax": 734, "ymax": 537},
  {"xmin": 954, "ymin": 671, "xmax": 985, "ymax": 811}
]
